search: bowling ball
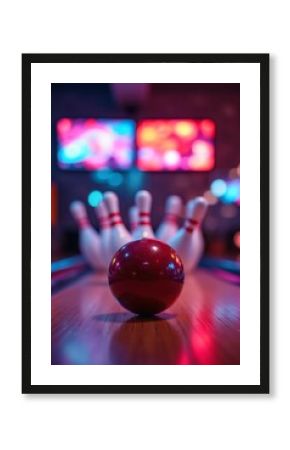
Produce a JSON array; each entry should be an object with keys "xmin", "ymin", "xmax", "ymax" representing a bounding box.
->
[{"xmin": 108, "ymin": 238, "xmax": 184, "ymax": 315}]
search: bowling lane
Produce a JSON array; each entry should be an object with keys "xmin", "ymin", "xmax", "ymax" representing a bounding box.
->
[{"xmin": 51, "ymin": 269, "xmax": 240, "ymax": 365}]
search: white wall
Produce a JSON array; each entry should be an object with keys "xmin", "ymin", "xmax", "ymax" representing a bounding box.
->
[{"xmin": 0, "ymin": 1, "xmax": 287, "ymax": 449}]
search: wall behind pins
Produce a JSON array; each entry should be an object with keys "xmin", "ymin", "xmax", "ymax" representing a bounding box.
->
[{"xmin": 51, "ymin": 83, "xmax": 240, "ymax": 236}]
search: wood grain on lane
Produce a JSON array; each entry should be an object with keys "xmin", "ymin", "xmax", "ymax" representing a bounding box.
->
[{"xmin": 51, "ymin": 270, "xmax": 240, "ymax": 365}]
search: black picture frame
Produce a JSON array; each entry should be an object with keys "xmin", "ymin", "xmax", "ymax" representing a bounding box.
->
[{"xmin": 22, "ymin": 53, "xmax": 269, "ymax": 394}]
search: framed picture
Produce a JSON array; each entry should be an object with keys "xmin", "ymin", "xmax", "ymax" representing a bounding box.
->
[{"xmin": 22, "ymin": 53, "xmax": 269, "ymax": 394}]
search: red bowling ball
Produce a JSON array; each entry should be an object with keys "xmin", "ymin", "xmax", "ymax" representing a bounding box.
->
[{"xmin": 108, "ymin": 238, "xmax": 184, "ymax": 315}]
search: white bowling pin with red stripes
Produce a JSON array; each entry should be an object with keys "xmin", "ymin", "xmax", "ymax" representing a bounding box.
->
[
  {"xmin": 169, "ymin": 197, "xmax": 208, "ymax": 272},
  {"xmin": 103, "ymin": 191, "xmax": 131, "ymax": 257},
  {"xmin": 156, "ymin": 195, "xmax": 182, "ymax": 242},
  {"xmin": 70, "ymin": 201, "xmax": 105, "ymax": 270},
  {"xmin": 132, "ymin": 190, "xmax": 155, "ymax": 239},
  {"xmin": 95, "ymin": 200, "xmax": 112, "ymax": 265}
]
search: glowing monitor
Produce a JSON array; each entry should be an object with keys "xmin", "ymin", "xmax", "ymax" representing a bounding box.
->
[
  {"xmin": 136, "ymin": 119, "xmax": 215, "ymax": 171},
  {"xmin": 57, "ymin": 118, "xmax": 135, "ymax": 170}
]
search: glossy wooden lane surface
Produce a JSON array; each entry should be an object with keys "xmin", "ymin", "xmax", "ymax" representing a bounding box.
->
[{"xmin": 51, "ymin": 269, "xmax": 240, "ymax": 365}]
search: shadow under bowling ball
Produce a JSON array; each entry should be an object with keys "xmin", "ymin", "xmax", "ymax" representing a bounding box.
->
[
  {"xmin": 93, "ymin": 311, "xmax": 176, "ymax": 323},
  {"xmin": 109, "ymin": 316, "xmax": 183, "ymax": 365}
]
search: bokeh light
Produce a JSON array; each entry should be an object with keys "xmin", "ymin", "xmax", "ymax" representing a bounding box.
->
[
  {"xmin": 200, "ymin": 119, "xmax": 215, "ymax": 138},
  {"xmin": 127, "ymin": 168, "xmax": 144, "ymax": 192},
  {"xmin": 190, "ymin": 141, "xmax": 215, "ymax": 170},
  {"xmin": 163, "ymin": 149, "xmax": 181, "ymax": 169},
  {"xmin": 93, "ymin": 168, "xmax": 112, "ymax": 182},
  {"xmin": 57, "ymin": 119, "xmax": 135, "ymax": 170},
  {"xmin": 87, "ymin": 190, "xmax": 103, "ymax": 207},
  {"xmin": 175, "ymin": 120, "xmax": 198, "ymax": 138},
  {"xmin": 233, "ymin": 231, "xmax": 240, "ymax": 248},
  {"xmin": 221, "ymin": 179, "xmax": 240, "ymax": 204},
  {"xmin": 137, "ymin": 119, "xmax": 215, "ymax": 171},
  {"xmin": 210, "ymin": 179, "xmax": 227, "ymax": 197},
  {"xmin": 57, "ymin": 118, "xmax": 72, "ymax": 135},
  {"xmin": 229, "ymin": 168, "xmax": 238, "ymax": 179},
  {"xmin": 203, "ymin": 190, "xmax": 218, "ymax": 205},
  {"xmin": 108, "ymin": 172, "xmax": 124, "ymax": 187}
]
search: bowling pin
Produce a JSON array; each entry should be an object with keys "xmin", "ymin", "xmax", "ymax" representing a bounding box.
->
[
  {"xmin": 156, "ymin": 195, "xmax": 183, "ymax": 242},
  {"xmin": 132, "ymin": 190, "xmax": 155, "ymax": 239},
  {"xmin": 128, "ymin": 205, "xmax": 139, "ymax": 233},
  {"xmin": 103, "ymin": 191, "xmax": 131, "ymax": 256},
  {"xmin": 169, "ymin": 197, "xmax": 208, "ymax": 272},
  {"xmin": 70, "ymin": 201, "xmax": 105, "ymax": 270},
  {"xmin": 95, "ymin": 200, "xmax": 112, "ymax": 266}
]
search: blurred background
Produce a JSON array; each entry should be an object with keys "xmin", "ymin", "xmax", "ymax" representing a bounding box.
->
[{"xmin": 51, "ymin": 83, "xmax": 240, "ymax": 261}]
